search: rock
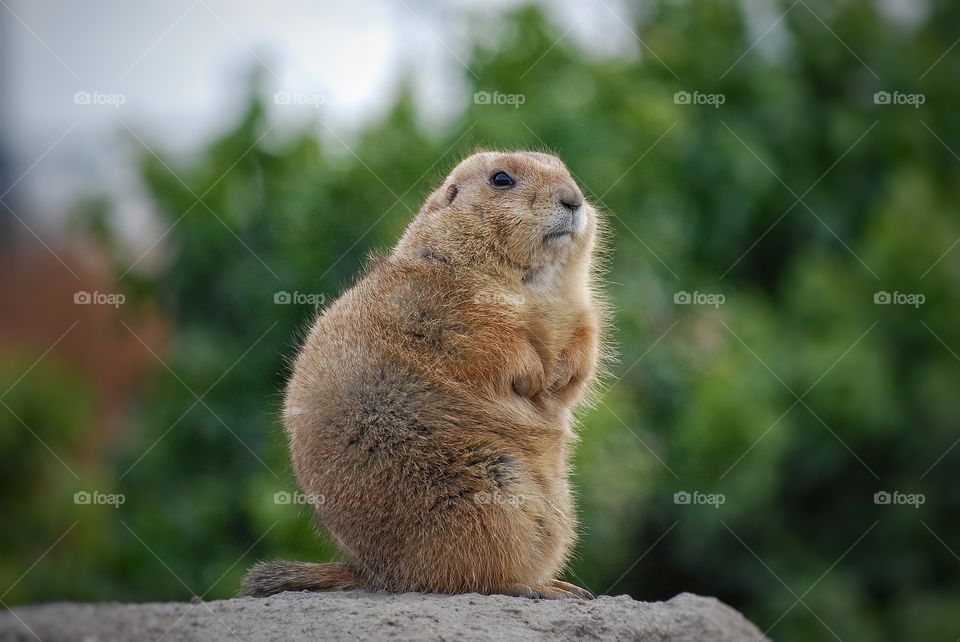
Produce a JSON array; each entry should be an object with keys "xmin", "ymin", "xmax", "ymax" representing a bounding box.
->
[{"xmin": 0, "ymin": 591, "xmax": 767, "ymax": 641}]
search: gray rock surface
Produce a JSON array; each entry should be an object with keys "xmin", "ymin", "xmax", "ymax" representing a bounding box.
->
[{"xmin": 0, "ymin": 591, "xmax": 768, "ymax": 641}]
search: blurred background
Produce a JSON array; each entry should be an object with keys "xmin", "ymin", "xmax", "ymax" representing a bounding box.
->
[{"xmin": 2, "ymin": 0, "xmax": 959, "ymax": 639}]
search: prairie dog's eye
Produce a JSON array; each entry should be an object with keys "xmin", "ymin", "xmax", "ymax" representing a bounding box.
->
[{"xmin": 489, "ymin": 171, "xmax": 516, "ymax": 188}]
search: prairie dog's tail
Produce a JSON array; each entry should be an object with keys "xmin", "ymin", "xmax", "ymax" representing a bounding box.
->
[{"xmin": 240, "ymin": 561, "xmax": 365, "ymax": 597}]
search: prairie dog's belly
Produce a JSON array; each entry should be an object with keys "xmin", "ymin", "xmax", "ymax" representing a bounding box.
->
[{"xmin": 285, "ymin": 343, "xmax": 576, "ymax": 574}]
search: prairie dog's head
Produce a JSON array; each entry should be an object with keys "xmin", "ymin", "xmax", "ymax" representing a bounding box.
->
[{"xmin": 398, "ymin": 151, "xmax": 596, "ymax": 274}]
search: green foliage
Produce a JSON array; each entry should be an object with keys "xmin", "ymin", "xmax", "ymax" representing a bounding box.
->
[{"xmin": 4, "ymin": 1, "xmax": 959, "ymax": 639}]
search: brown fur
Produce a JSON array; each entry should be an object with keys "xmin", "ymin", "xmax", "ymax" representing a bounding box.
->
[{"xmin": 241, "ymin": 150, "xmax": 608, "ymax": 600}]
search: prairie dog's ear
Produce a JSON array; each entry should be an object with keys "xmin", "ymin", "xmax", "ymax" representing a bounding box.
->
[
  {"xmin": 445, "ymin": 183, "xmax": 459, "ymax": 204},
  {"xmin": 422, "ymin": 183, "xmax": 458, "ymax": 213}
]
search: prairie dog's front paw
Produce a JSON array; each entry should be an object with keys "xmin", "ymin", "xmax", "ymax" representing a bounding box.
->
[
  {"xmin": 511, "ymin": 369, "xmax": 545, "ymax": 399},
  {"xmin": 547, "ymin": 350, "xmax": 578, "ymax": 390},
  {"xmin": 547, "ymin": 339, "xmax": 594, "ymax": 404},
  {"xmin": 507, "ymin": 338, "xmax": 547, "ymax": 402}
]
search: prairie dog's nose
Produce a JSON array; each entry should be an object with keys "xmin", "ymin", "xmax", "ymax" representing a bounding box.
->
[{"xmin": 558, "ymin": 185, "xmax": 584, "ymax": 211}]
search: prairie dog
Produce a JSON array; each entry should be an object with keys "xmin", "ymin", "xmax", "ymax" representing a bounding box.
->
[{"xmin": 242, "ymin": 150, "xmax": 606, "ymax": 599}]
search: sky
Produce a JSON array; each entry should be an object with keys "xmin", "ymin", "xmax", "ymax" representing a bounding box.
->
[
  {"xmin": 0, "ymin": 0, "xmax": 645, "ymax": 241},
  {"xmin": 0, "ymin": 0, "xmax": 925, "ymax": 252}
]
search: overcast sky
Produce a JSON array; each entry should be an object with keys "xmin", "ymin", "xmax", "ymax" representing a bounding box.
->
[
  {"xmin": 1, "ymin": 0, "xmax": 924, "ymax": 248},
  {"xmin": 1, "ymin": 0, "xmax": 649, "ymax": 238}
]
